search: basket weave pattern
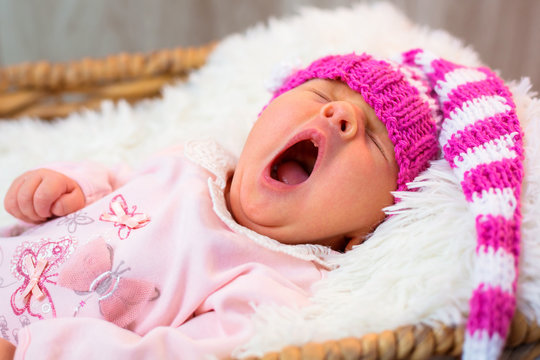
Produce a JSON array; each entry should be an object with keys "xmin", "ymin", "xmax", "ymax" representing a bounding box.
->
[
  {"xmin": 0, "ymin": 43, "xmax": 216, "ymax": 119},
  {"xmin": 246, "ymin": 310, "xmax": 540, "ymax": 360},
  {"xmin": 1, "ymin": 44, "xmax": 540, "ymax": 360}
]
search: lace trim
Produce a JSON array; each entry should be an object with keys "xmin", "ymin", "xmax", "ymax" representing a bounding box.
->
[
  {"xmin": 184, "ymin": 139, "xmax": 236, "ymax": 189},
  {"xmin": 185, "ymin": 139, "xmax": 337, "ymax": 270}
]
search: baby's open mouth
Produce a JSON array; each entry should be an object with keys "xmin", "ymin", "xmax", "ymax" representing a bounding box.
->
[{"xmin": 270, "ymin": 140, "xmax": 319, "ymax": 185}]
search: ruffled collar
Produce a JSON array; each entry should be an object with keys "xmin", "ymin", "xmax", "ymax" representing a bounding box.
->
[{"xmin": 184, "ymin": 139, "xmax": 338, "ymax": 270}]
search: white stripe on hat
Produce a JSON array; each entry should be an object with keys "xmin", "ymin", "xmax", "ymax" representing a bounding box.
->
[
  {"xmin": 452, "ymin": 132, "xmax": 519, "ymax": 181},
  {"xmin": 412, "ymin": 49, "xmax": 438, "ymax": 74},
  {"xmin": 470, "ymin": 187, "xmax": 518, "ymax": 220},
  {"xmin": 463, "ymin": 329, "xmax": 505, "ymax": 360},
  {"xmin": 439, "ymin": 95, "xmax": 512, "ymax": 148},
  {"xmin": 474, "ymin": 245, "xmax": 516, "ymax": 294},
  {"xmin": 435, "ymin": 68, "xmax": 488, "ymax": 102}
]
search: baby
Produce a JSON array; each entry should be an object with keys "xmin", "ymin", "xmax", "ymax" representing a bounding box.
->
[{"xmin": 2, "ymin": 50, "xmax": 508, "ymax": 359}]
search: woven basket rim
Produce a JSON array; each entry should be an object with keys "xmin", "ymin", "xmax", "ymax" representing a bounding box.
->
[
  {"xmin": 0, "ymin": 43, "xmax": 217, "ymax": 119},
  {"xmin": 251, "ymin": 309, "xmax": 540, "ymax": 359},
  {"xmin": 0, "ymin": 42, "xmax": 217, "ymax": 90}
]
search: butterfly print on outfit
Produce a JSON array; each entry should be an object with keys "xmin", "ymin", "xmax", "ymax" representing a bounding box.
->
[
  {"xmin": 58, "ymin": 236, "xmax": 158, "ymax": 328},
  {"xmin": 57, "ymin": 211, "xmax": 94, "ymax": 233},
  {"xmin": 99, "ymin": 195, "xmax": 150, "ymax": 240},
  {"xmin": 10, "ymin": 237, "xmax": 77, "ymax": 319}
]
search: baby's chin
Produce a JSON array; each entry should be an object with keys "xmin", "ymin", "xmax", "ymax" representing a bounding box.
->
[{"xmin": 225, "ymin": 172, "xmax": 364, "ymax": 253}]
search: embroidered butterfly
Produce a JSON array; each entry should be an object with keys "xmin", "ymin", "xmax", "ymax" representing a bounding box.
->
[
  {"xmin": 58, "ymin": 236, "xmax": 158, "ymax": 328},
  {"xmin": 99, "ymin": 195, "xmax": 150, "ymax": 240},
  {"xmin": 57, "ymin": 211, "xmax": 94, "ymax": 233},
  {"xmin": 10, "ymin": 236, "xmax": 77, "ymax": 320}
]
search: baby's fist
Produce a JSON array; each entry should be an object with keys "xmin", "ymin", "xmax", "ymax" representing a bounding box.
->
[
  {"xmin": 0, "ymin": 338, "xmax": 15, "ymax": 360},
  {"xmin": 4, "ymin": 169, "xmax": 85, "ymax": 223}
]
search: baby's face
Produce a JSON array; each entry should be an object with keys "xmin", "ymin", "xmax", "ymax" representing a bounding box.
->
[{"xmin": 227, "ymin": 79, "xmax": 398, "ymax": 251}]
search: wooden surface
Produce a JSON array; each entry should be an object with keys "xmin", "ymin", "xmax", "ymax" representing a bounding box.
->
[{"xmin": 0, "ymin": 0, "xmax": 538, "ymax": 91}]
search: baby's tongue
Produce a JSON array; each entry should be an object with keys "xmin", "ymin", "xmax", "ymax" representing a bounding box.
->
[{"xmin": 277, "ymin": 161, "xmax": 309, "ymax": 185}]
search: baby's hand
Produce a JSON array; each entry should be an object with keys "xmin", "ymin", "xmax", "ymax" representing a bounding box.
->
[
  {"xmin": 4, "ymin": 169, "xmax": 85, "ymax": 223},
  {"xmin": 0, "ymin": 338, "xmax": 15, "ymax": 360}
]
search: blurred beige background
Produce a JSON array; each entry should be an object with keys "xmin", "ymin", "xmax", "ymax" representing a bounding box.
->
[{"xmin": 0, "ymin": 0, "xmax": 538, "ymax": 90}]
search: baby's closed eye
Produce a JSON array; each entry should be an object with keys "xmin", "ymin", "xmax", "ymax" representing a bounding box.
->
[{"xmin": 309, "ymin": 88, "xmax": 331, "ymax": 102}]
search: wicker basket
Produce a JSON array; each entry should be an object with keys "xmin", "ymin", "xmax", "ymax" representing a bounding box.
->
[
  {"xmin": 2, "ymin": 45, "xmax": 540, "ymax": 360},
  {"xmin": 247, "ymin": 310, "xmax": 540, "ymax": 360},
  {"xmin": 0, "ymin": 43, "xmax": 216, "ymax": 119}
]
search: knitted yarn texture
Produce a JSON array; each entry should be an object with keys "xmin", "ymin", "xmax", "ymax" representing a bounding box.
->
[
  {"xmin": 403, "ymin": 49, "xmax": 524, "ymax": 360},
  {"xmin": 272, "ymin": 54, "xmax": 439, "ymax": 191},
  {"xmin": 272, "ymin": 49, "xmax": 524, "ymax": 360}
]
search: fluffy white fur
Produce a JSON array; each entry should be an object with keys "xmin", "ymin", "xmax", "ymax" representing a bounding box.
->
[{"xmin": 0, "ymin": 3, "xmax": 538, "ymax": 357}]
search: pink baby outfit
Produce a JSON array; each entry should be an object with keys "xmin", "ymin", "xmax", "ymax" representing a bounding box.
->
[{"xmin": 0, "ymin": 140, "xmax": 333, "ymax": 359}]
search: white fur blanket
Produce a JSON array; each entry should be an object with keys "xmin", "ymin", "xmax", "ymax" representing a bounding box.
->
[{"xmin": 1, "ymin": 3, "xmax": 539, "ymax": 357}]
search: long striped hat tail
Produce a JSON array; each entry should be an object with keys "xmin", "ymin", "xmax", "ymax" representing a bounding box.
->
[{"xmin": 402, "ymin": 49, "xmax": 525, "ymax": 360}]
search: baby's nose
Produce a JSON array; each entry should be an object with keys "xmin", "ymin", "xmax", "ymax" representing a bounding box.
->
[{"xmin": 321, "ymin": 101, "xmax": 359, "ymax": 140}]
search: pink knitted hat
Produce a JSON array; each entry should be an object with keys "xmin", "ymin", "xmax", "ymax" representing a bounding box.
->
[
  {"xmin": 271, "ymin": 53, "xmax": 440, "ymax": 191},
  {"xmin": 272, "ymin": 50, "xmax": 524, "ymax": 360}
]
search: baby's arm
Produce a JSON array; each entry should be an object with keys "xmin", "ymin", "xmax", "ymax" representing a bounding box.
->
[
  {"xmin": 3, "ymin": 169, "xmax": 84, "ymax": 223},
  {"xmin": 3, "ymin": 158, "xmax": 128, "ymax": 223},
  {"xmin": 3, "ymin": 145, "xmax": 189, "ymax": 223}
]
